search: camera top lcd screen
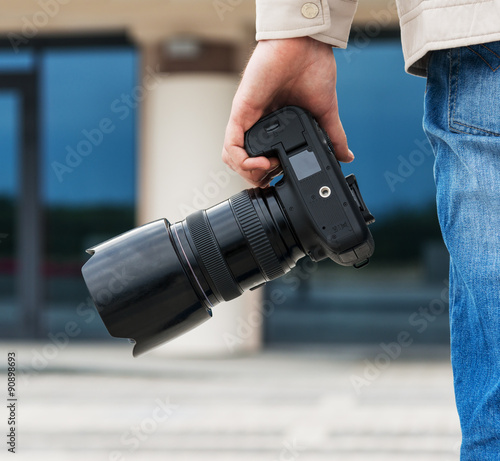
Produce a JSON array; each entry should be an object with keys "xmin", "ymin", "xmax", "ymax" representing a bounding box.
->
[{"xmin": 289, "ymin": 149, "xmax": 322, "ymax": 181}]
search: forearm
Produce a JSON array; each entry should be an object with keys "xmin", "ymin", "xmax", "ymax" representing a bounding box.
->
[{"xmin": 256, "ymin": 0, "xmax": 358, "ymax": 48}]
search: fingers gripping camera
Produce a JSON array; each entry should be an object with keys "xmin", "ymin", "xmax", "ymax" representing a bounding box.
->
[{"xmin": 81, "ymin": 106, "xmax": 375, "ymax": 356}]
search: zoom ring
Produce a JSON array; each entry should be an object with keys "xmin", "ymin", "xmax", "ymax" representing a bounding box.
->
[
  {"xmin": 231, "ymin": 190, "xmax": 285, "ymax": 281},
  {"xmin": 186, "ymin": 211, "xmax": 242, "ymax": 302}
]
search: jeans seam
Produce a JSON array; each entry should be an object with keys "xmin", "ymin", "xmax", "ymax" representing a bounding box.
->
[
  {"xmin": 466, "ymin": 45, "xmax": 500, "ymax": 72},
  {"xmin": 448, "ymin": 49, "xmax": 457, "ymax": 135},
  {"xmin": 449, "ymin": 121, "xmax": 500, "ymax": 137}
]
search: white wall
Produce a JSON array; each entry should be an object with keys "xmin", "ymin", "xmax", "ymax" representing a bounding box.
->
[{"xmin": 139, "ymin": 74, "xmax": 263, "ymax": 356}]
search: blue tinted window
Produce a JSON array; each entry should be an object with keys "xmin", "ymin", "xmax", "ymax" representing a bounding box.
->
[
  {"xmin": 41, "ymin": 48, "xmax": 137, "ymax": 205},
  {"xmin": 0, "ymin": 50, "xmax": 34, "ymax": 71},
  {"xmin": 0, "ymin": 91, "xmax": 20, "ymax": 197},
  {"xmin": 335, "ymin": 41, "xmax": 430, "ymax": 217}
]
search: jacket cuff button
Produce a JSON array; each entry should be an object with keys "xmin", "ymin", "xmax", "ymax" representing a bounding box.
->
[{"xmin": 301, "ymin": 2, "xmax": 320, "ymax": 19}]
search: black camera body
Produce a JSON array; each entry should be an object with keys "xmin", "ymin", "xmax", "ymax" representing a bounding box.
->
[
  {"xmin": 245, "ymin": 106, "xmax": 374, "ymax": 266},
  {"xmin": 81, "ymin": 106, "xmax": 374, "ymax": 356}
]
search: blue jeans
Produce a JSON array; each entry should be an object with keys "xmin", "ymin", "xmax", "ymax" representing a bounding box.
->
[{"xmin": 424, "ymin": 42, "xmax": 500, "ymax": 459}]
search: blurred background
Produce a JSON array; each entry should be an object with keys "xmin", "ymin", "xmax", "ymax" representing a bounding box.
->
[{"xmin": 0, "ymin": 0, "xmax": 459, "ymax": 459}]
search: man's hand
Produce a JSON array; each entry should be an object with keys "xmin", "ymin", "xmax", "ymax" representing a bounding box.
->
[{"xmin": 222, "ymin": 36, "xmax": 353, "ymax": 187}]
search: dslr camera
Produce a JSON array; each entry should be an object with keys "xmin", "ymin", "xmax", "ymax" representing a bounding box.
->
[{"xmin": 82, "ymin": 106, "xmax": 375, "ymax": 356}]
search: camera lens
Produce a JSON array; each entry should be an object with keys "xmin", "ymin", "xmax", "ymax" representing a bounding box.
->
[{"xmin": 81, "ymin": 187, "xmax": 304, "ymax": 356}]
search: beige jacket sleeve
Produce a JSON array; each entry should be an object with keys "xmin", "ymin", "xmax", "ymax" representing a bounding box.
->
[{"xmin": 256, "ymin": 0, "xmax": 358, "ymax": 49}]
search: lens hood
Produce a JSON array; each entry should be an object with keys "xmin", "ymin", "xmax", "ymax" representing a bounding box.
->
[{"xmin": 81, "ymin": 219, "xmax": 212, "ymax": 356}]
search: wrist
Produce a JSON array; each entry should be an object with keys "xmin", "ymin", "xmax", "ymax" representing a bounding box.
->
[{"xmin": 258, "ymin": 37, "xmax": 332, "ymax": 61}]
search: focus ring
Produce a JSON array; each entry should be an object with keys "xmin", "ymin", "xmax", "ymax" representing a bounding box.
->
[
  {"xmin": 186, "ymin": 211, "xmax": 242, "ymax": 302},
  {"xmin": 231, "ymin": 190, "xmax": 285, "ymax": 281}
]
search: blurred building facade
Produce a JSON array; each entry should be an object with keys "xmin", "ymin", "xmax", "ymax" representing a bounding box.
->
[{"xmin": 0, "ymin": 1, "xmax": 450, "ymax": 355}]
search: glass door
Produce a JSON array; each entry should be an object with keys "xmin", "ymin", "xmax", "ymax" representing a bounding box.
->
[
  {"xmin": 0, "ymin": 64, "xmax": 43, "ymax": 339},
  {"xmin": 0, "ymin": 90, "xmax": 21, "ymax": 337}
]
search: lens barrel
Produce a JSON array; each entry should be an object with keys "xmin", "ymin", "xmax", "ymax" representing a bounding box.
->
[{"xmin": 82, "ymin": 187, "xmax": 304, "ymax": 356}]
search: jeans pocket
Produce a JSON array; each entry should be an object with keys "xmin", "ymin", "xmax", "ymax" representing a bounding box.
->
[{"xmin": 449, "ymin": 41, "xmax": 500, "ymax": 137}]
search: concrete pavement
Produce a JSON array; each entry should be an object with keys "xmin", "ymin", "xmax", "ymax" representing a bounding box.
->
[{"xmin": 0, "ymin": 342, "xmax": 460, "ymax": 461}]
